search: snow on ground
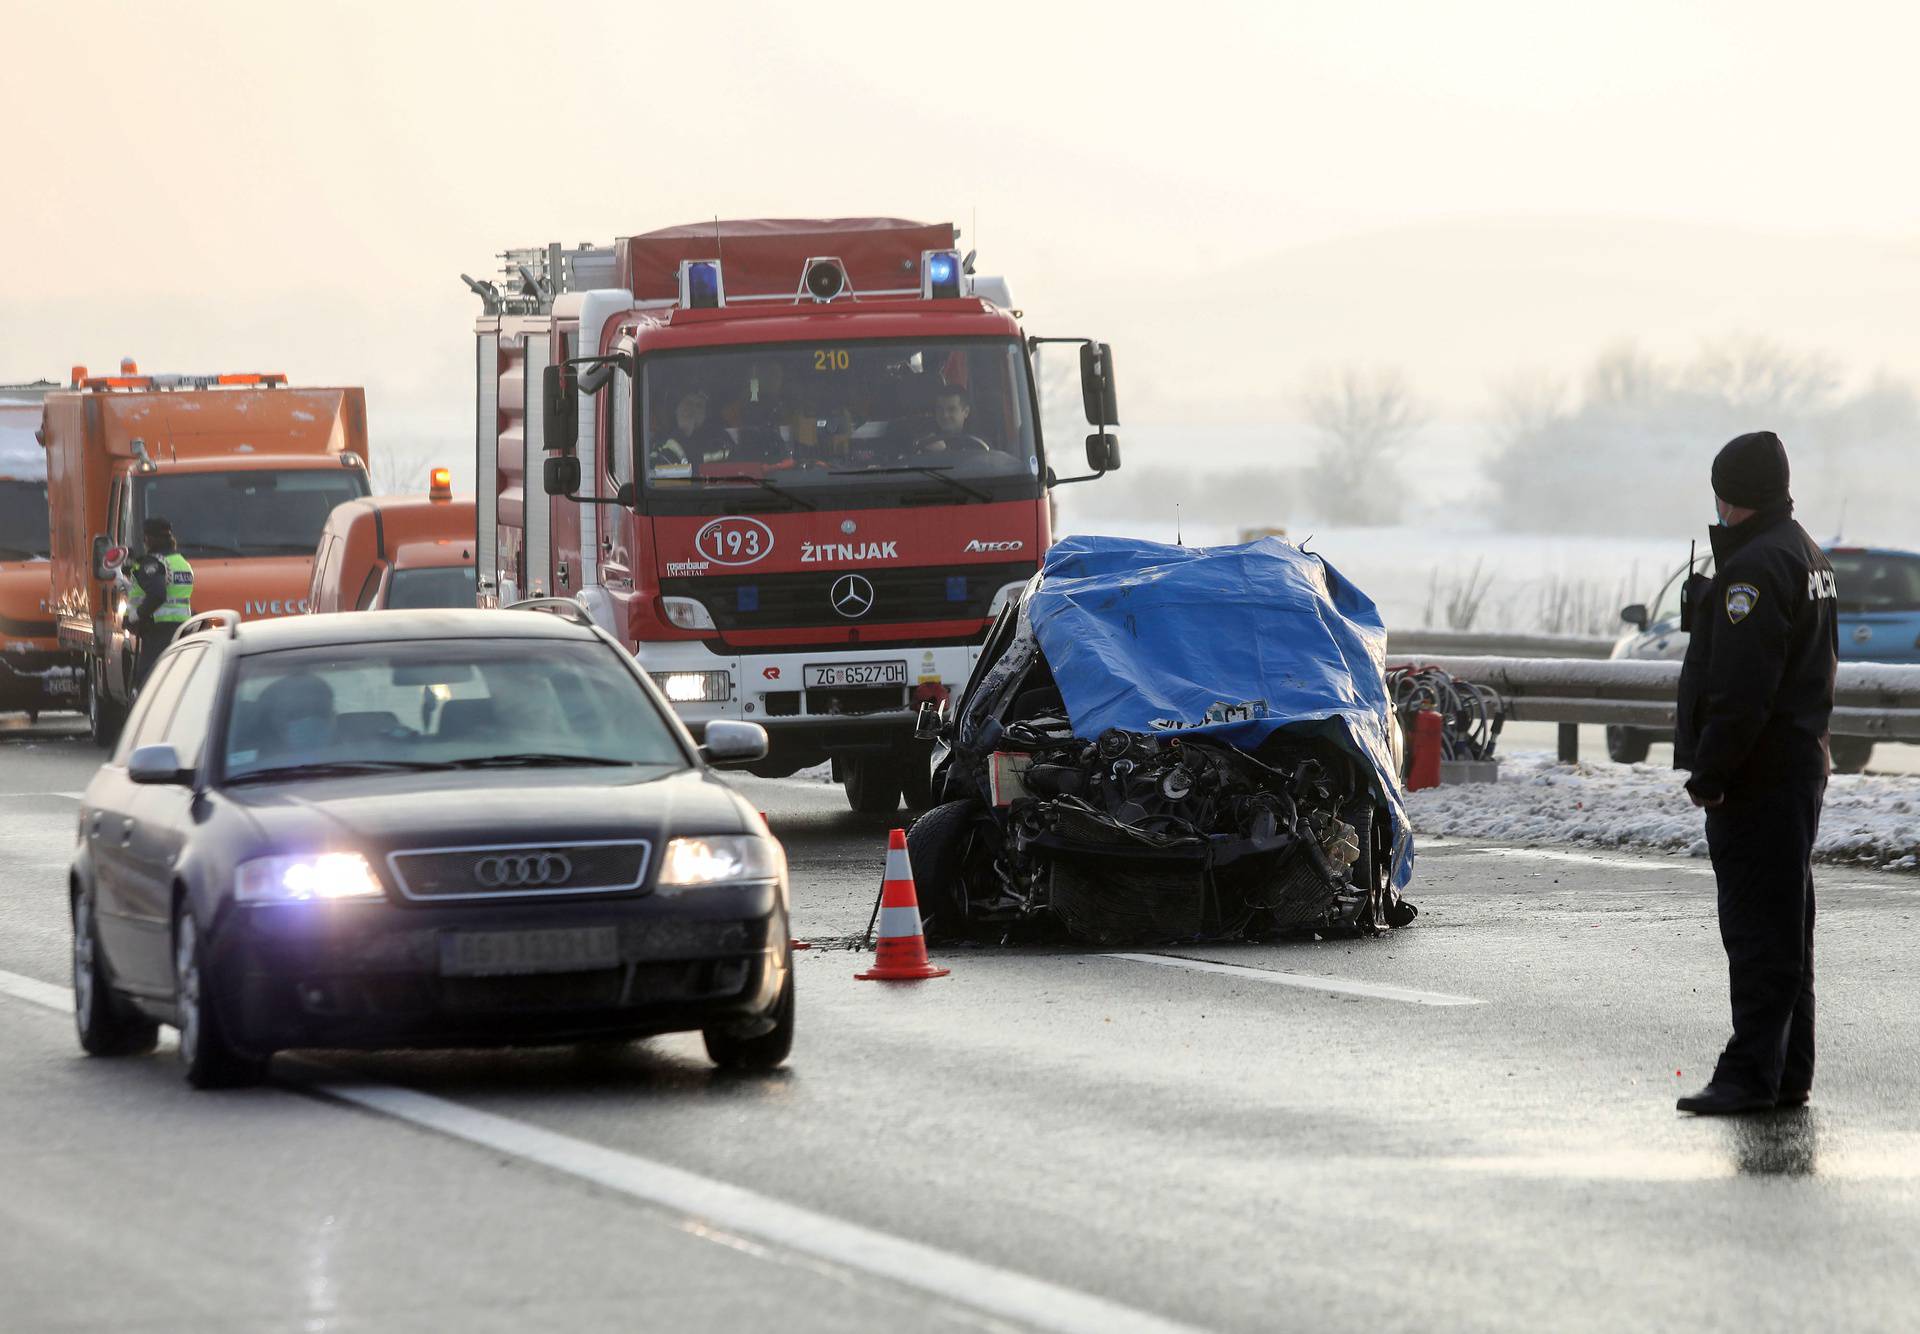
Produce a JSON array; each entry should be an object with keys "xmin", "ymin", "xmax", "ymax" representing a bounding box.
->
[{"xmin": 1409, "ymin": 749, "xmax": 1920, "ymax": 873}]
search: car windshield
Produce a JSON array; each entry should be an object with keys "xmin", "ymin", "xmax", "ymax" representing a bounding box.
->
[
  {"xmin": 387, "ymin": 565, "xmax": 476, "ymax": 610},
  {"xmin": 134, "ymin": 468, "xmax": 369, "ymax": 559},
  {"xmin": 221, "ymin": 638, "xmax": 688, "ymax": 781},
  {"xmin": 1830, "ymin": 551, "xmax": 1920, "ymax": 613},
  {"xmin": 0, "ymin": 479, "xmax": 49, "ymax": 559},
  {"xmin": 636, "ymin": 337, "xmax": 1041, "ymax": 513}
]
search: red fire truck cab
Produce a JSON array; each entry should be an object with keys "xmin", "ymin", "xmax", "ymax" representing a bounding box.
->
[{"xmin": 467, "ymin": 218, "xmax": 1119, "ymax": 812}]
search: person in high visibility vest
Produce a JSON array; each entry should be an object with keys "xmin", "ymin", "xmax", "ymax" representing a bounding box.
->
[{"xmin": 127, "ymin": 516, "xmax": 193, "ymax": 689}]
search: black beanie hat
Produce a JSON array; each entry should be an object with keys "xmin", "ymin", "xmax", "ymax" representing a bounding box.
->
[{"xmin": 1711, "ymin": 431, "xmax": 1791, "ymax": 509}]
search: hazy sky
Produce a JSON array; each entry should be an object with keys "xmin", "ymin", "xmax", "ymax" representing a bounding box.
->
[{"xmin": 7, "ymin": 0, "xmax": 1920, "ymax": 457}]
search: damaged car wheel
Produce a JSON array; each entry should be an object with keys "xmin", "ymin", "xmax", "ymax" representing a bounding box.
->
[{"xmin": 906, "ymin": 800, "xmax": 985, "ymax": 942}]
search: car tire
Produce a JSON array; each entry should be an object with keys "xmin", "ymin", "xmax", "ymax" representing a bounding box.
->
[
  {"xmin": 73, "ymin": 883, "xmax": 158, "ymax": 1057},
  {"xmin": 703, "ymin": 972, "xmax": 794, "ymax": 1072},
  {"xmin": 86, "ymin": 658, "xmax": 124, "ymax": 750},
  {"xmin": 843, "ymin": 754, "xmax": 903, "ymax": 814},
  {"xmin": 173, "ymin": 905, "xmax": 267, "ymax": 1089},
  {"xmin": 906, "ymin": 799, "xmax": 981, "ymax": 942},
  {"xmin": 1830, "ymin": 736, "xmax": 1874, "ymax": 774},
  {"xmin": 1605, "ymin": 725, "xmax": 1652, "ymax": 765}
]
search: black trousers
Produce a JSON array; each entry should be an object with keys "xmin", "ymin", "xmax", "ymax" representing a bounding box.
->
[
  {"xmin": 1703, "ymin": 762, "xmax": 1825, "ymax": 1095},
  {"xmin": 134, "ymin": 624, "xmax": 176, "ymax": 690}
]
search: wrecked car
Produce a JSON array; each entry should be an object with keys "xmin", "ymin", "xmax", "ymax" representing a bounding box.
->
[{"xmin": 910, "ymin": 535, "xmax": 1416, "ymax": 945}]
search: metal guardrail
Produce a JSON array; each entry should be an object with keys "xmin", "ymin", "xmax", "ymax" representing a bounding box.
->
[
  {"xmin": 1382, "ymin": 653, "xmax": 1920, "ymax": 759},
  {"xmin": 1385, "ymin": 630, "xmax": 1616, "ymax": 660}
]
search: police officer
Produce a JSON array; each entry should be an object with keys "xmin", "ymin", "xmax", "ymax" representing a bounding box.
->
[
  {"xmin": 127, "ymin": 517, "xmax": 194, "ymax": 689},
  {"xmin": 1674, "ymin": 431, "xmax": 1837, "ymax": 1116}
]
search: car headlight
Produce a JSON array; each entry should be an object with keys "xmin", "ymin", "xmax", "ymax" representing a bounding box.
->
[
  {"xmin": 656, "ymin": 835, "xmax": 784, "ymax": 890},
  {"xmin": 658, "ymin": 670, "xmax": 732, "ymax": 703},
  {"xmin": 235, "ymin": 852, "xmax": 385, "ymax": 903}
]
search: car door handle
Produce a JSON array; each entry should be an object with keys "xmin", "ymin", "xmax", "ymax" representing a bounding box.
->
[{"xmin": 120, "ymin": 818, "xmax": 135, "ymax": 846}]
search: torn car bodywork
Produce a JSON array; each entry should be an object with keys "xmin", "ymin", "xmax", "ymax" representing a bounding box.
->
[{"xmin": 916, "ymin": 535, "xmax": 1416, "ymax": 945}]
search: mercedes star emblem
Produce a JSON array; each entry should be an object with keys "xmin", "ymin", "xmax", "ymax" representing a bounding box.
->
[{"xmin": 831, "ymin": 573, "xmax": 876, "ymax": 619}]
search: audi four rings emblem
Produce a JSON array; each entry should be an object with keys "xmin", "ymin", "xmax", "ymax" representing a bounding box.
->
[
  {"xmin": 831, "ymin": 573, "xmax": 876, "ymax": 618},
  {"xmin": 473, "ymin": 852, "xmax": 573, "ymax": 888}
]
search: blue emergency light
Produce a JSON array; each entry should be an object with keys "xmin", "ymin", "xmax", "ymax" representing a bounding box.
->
[
  {"xmin": 923, "ymin": 250, "xmax": 962, "ymax": 299},
  {"xmin": 680, "ymin": 260, "xmax": 725, "ymax": 309}
]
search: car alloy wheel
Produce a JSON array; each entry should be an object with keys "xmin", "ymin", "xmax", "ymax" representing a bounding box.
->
[
  {"xmin": 73, "ymin": 883, "xmax": 157, "ymax": 1057},
  {"xmin": 173, "ymin": 907, "xmax": 266, "ymax": 1089}
]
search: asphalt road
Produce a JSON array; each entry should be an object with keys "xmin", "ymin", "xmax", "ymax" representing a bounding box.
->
[{"xmin": 4, "ymin": 711, "xmax": 1919, "ymax": 1332}]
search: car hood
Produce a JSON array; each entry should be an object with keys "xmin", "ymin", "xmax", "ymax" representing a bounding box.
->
[{"xmin": 216, "ymin": 764, "xmax": 753, "ymax": 859}]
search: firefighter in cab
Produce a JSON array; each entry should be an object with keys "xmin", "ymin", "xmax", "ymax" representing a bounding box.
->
[{"xmin": 128, "ymin": 516, "xmax": 193, "ymax": 688}]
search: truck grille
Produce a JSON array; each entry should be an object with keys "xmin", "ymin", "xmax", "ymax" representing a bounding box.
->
[
  {"xmin": 661, "ymin": 561, "xmax": 1030, "ymax": 633},
  {"xmin": 386, "ymin": 840, "xmax": 652, "ymax": 901}
]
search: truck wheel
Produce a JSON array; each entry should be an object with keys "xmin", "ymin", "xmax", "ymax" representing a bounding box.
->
[
  {"xmin": 899, "ymin": 742, "xmax": 936, "ymax": 810},
  {"xmin": 1605, "ymin": 726, "xmax": 1651, "ymax": 765},
  {"xmin": 1830, "ymin": 736, "xmax": 1875, "ymax": 774},
  {"xmin": 843, "ymin": 754, "xmax": 902, "ymax": 814},
  {"xmin": 86, "ymin": 658, "xmax": 124, "ymax": 750},
  {"xmin": 906, "ymin": 800, "xmax": 983, "ymax": 942}
]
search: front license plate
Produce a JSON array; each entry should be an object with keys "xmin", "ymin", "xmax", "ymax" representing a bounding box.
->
[
  {"xmin": 804, "ymin": 659, "xmax": 908, "ymax": 689},
  {"xmin": 440, "ymin": 926, "xmax": 621, "ymax": 977}
]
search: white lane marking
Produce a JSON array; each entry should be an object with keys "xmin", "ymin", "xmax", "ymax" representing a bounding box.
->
[
  {"xmin": 1106, "ymin": 952, "xmax": 1483, "ymax": 1007},
  {"xmin": 0, "ymin": 792, "xmax": 86, "ymax": 800},
  {"xmin": 0, "ymin": 969, "xmax": 72, "ymax": 1013},
  {"xmin": 0, "ymin": 968, "xmax": 1202, "ymax": 1334},
  {"xmin": 1458, "ymin": 847, "xmax": 1716, "ymax": 878}
]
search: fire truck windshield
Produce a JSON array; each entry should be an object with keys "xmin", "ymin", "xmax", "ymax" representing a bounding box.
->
[
  {"xmin": 638, "ymin": 337, "xmax": 1041, "ymax": 512},
  {"xmin": 132, "ymin": 468, "xmax": 370, "ymax": 560},
  {"xmin": 0, "ymin": 480, "xmax": 50, "ymax": 560}
]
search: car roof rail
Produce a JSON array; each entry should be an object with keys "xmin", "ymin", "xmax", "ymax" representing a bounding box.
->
[
  {"xmin": 176, "ymin": 608, "xmax": 242, "ymax": 640},
  {"xmin": 505, "ymin": 596, "xmax": 596, "ymax": 629}
]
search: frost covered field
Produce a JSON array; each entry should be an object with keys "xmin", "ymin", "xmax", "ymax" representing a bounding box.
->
[{"xmin": 1409, "ymin": 749, "xmax": 1920, "ymax": 873}]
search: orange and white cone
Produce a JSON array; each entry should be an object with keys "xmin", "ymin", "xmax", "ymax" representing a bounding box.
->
[{"xmin": 855, "ymin": 828, "xmax": 950, "ymax": 981}]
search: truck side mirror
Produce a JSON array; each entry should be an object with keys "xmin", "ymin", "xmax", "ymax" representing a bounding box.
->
[
  {"xmin": 1620, "ymin": 603, "xmax": 1649, "ymax": 631},
  {"xmin": 543, "ymin": 455, "xmax": 581, "ymax": 498},
  {"xmin": 1079, "ymin": 341, "xmax": 1120, "ymax": 428},
  {"xmin": 1084, "ymin": 433, "xmax": 1121, "ymax": 473},
  {"xmin": 542, "ymin": 363, "xmax": 578, "ymax": 457},
  {"xmin": 615, "ymin": 481, "xmax": 638, "ymax": 509}
]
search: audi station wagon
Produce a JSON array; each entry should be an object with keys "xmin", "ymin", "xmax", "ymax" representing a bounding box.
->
[{"xmin": 68, "ymin": 605, "xmax": 792, "ymax": 1087}]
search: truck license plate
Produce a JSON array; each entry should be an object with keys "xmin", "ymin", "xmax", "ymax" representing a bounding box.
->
[
  {"xmin": 804, "ymin": 660, "xmax": 907, "ymax": 689},
  {"xmin": 439, "ymin": 926, "xmax": 620, "ymax": 977}
]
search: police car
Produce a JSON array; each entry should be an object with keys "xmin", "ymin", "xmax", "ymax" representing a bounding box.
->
[
  {"xmin": 1610, "ymin": 545, "xmax": 1920, "ymax": 771},
  {"xmin": 68, "ymin": 604, "xmax": 792, "ymax": 1086}
]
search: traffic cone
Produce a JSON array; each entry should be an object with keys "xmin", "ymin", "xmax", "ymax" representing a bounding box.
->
[{"xmin": 855, "ymin": 829, "xmax": 950, "ymax": 981}]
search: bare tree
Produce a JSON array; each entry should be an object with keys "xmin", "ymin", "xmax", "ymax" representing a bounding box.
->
[
  {"xmin": 1299, "ymin": 366, "xmax": 1423, "ymax": 525},
  {"xmin": 368, "ymin": 443, "xmax": 433, "ymax": 495}
]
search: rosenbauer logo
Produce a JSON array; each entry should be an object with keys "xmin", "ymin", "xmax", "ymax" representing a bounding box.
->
[{"xmin": 693, "ymin": 516, "xmax": 774, "ymax": 567}]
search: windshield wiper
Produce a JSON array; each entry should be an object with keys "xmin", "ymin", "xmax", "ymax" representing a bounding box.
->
[
  {"xmin": 694, "ymin": 473, "xmax": 818, "ymax": 510},
  {"xmin": 225, "ymin": 759, "xmax": 450, "ymax": 785},
  {"xmin": 829, "ymin": 465, "xmax": 991, "ymax": 502},
  {"xmin": 441, "ymin": 752, "xmax": 638, "ymax": 769}
]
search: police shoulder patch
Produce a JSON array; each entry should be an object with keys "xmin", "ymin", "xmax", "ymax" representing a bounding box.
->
[{"xmin": 1726, "ymin": 582, "xmax": 1760, "ymax": 624}]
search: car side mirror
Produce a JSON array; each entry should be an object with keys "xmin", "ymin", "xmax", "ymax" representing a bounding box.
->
[
  {"xmin": 1620, "ymin": 603, "xmax": 1650, "ymax": 631},
  {"xmin": 542, "ymin": 363, "xmax": 578, "ymax": 457},
  {"xmin": 128, "ymin": 743, "xmax": 186, "ymax": 785},
  {"xmin": 1079, "ymin": 341, "xmax": 1120, "ymax": 427},
  {"xmin": 543, "ymin": 454, "xmax": 581, "ymax": 498},
  {"xmin": 1084, "ymin": 433, "xmax": 1120, "ymax": 473},
  {"xmin": 699, "ymin": 720, "xmax": 768, "ymax": 766}
]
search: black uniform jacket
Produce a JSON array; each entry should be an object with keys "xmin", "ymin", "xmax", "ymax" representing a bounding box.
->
[{"xmin": 1675, "ymin": 504, "xmax": 1838, "ymax": 802}]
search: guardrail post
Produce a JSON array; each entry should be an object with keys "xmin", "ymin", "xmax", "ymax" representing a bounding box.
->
[{"xmin": 1557, "ymin": 723, "xmax": 1579, "ymax": 764}]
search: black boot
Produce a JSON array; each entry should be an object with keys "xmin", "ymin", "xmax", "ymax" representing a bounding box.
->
[
  {"xmin": 1676, "ymin": 1082, "xmax": 1775, "ymax": 1115},
  {"xmin": 1775, "ymin": 1087, "xmax": 1810, "ymax": 1108}
]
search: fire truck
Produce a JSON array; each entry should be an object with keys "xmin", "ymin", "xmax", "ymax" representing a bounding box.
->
[
  {"xmin": 0, "ymin": 379, "xmax": 79, "ymax": 718},
  {"xmin": 466, "ymin": 218, "xmax": 1120, "ymax": 812}
]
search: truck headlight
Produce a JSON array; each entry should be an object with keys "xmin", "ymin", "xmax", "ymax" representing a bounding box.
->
[
  {"xmin": 658, "ymin": 670, "xmax": 731, "ymax": 703},
  {"xmin": 235, "ymin": 852, "xmax": 385, "ymax": 902},
  {"xmin": 656, "ymin": 835, "xmax": 784, "ymax": 890}
]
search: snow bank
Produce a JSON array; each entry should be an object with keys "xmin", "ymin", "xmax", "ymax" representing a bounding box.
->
[{"xmin": 1408, "ymin": 751, "xmax": 1920, "ymax": 873}]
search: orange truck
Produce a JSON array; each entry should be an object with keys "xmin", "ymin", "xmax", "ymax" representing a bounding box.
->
[
  {"xmin": 42, "ymin": 367, "xmax": 371, "ymax": 743},
  {"xmin": 1, "ymin": 379, "xmax": 81, "ymax": 718},
  {"xmin": 308, "ymin": 469, "xmax": 477, "ymax": 612}
]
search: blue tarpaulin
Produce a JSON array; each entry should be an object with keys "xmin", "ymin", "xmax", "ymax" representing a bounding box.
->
[{"xmin": 1027, "ymin": 535, "xmax": 1414, "ymax": 887}]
